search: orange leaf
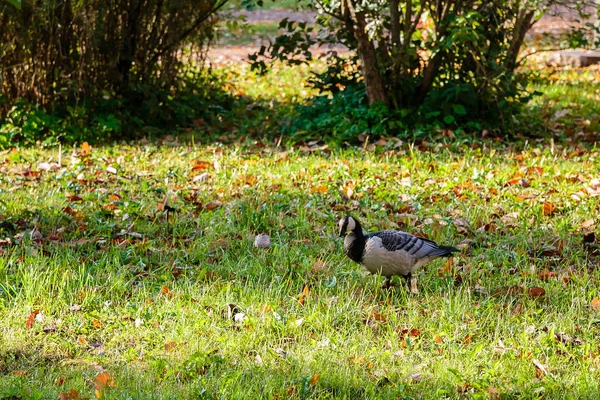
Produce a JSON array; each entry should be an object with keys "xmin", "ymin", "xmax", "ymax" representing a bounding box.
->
[
  {"xmin": 68, "ymin": 195, "xmax": 84, "ymax": 202},
  {"xmin": 108, "ymin": 193, "xmax": 121, "ymax": 201},
  {"xmin": 59, "ymin": 389, "xmax": 83, "ymax": 400},
  {"xmin": 164, "ymin": 341, "xmax": 177, "ymax": 351},
  {"xmin": 26, "ymin": 310, "xmax": 40, "ymax": 329},
  {"xmin": 94, "ymin": 372, "xmax": 116, "ymax": 392},
  {"xmin": 80, "ymin": 142, "xmax": 92, "ymax": 156},
  {"xmin": 78, "ymin": 335, "xmax": 88, "ymax": 346},
  {"xmin": 371, "ymin": 312, "xmax": 387, "ymax": 323},
  {"xmin": 538, "ymin": 269, "xmax": 556, "ymax": 281},
  {"xmin": 438, "ymin": 257, "xmax": 454, "ymax": 277},
  {"xmin": 92, "ymin": 319, "xmax": 102, "ymax": 329},
  {"xmin": 192, "ymin": 161, "xmax": 211, "ymax": 171},
  {"xmin": 309, "ymin": 373, "xmax": 320, "ymax": 386},
  {"xmin": 13, "ymin": 370, "xmax": 27, "ymax": 376},
  {"xmin": 543, "ymin": 202, "xmax": 556, "ymax": 216},
  {"xmin": 298, "ymin": 284, "xmax": 310, "ymax": 306},
  {"xmin": 311, "ymin": 185, "xmax": 329, "ymax": 194},
  {"xmin": 591, "ymin": 297, "xmax": 600, "ymax": 312},
  {"xmin": 409, "ymin": 328, "xmax": 421, "ymax": 338}
]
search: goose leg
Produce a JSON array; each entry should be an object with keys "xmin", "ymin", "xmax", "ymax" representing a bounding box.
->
[
  {"xmin": 402, "ymin": 273, "xmax": 419, "ymax": 295},
  {"xmin": 381, "ymin": 277, "xmax": 393, "ymax": 289}
]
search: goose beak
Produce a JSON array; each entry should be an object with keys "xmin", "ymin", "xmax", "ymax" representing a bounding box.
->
[{"xmin": 338, "ymin": 227, "xmax": 346, "ymax": 237}]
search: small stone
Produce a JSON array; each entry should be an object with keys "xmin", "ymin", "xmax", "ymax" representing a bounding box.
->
[{"xmin": 254, "ymin": 234, "xmax": 271, "ymax": 248}]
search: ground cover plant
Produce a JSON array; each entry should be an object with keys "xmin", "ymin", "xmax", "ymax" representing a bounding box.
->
[{"xmin": 1, "ymin": 60, "xmax": 600, "ymax": 399}]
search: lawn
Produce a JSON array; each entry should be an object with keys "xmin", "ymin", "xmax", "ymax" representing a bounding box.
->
[{"xmin": 1, "ymin": 63, "xmax": 600, "ymax": 399}]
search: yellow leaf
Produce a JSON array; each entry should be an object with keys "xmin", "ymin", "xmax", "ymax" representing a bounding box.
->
[
  {"xmin": 92, "ymin": 319, "xmax": 102, "ymax": 329},
  {"xmin": 311, "ymin": 185, "xmax": 329, "ymax": 194},
  {"xmin": 309, "ymin": 373, "xmax": 320, "ymax": 386},
  {"xmin": 80, "ymin": 142, "xmax": 92, "ymax": 157},
  {"xmin": 591, "ymin": 297, "xmax": 600, "ymax": 312},
  {"xmin": 298, "ymin": 284, "xmax": 310, "ymax": 306}
]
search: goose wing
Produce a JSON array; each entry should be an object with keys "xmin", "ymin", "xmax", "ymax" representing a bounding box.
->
[{"xmin": 368, "ymin": 230, "xmax": 456, "ymax": 259}]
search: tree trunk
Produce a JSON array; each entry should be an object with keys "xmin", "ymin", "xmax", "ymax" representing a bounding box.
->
[{"xmin": 343, "ymin": 0, "xmax": 388, "ymax": 106}]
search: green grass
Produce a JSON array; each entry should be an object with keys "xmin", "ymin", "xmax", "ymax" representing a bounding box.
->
[{"xmin": 1, "ymin": 63, "xmax": 600, "ymax": 399}]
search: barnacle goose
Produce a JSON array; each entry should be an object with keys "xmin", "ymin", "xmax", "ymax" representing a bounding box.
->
[{"xmin": 338, "ymin": 216, "xmax": 458, "ymax": 293}]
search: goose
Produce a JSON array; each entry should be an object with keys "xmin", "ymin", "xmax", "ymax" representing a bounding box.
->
[{"xmin": 338, "ymin": 216, "xmax": 458, "ymax": 293}]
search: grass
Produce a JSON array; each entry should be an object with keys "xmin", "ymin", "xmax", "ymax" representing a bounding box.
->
[{"xmin": 1, "ymin": 63, "xmax": 600, "ymax": 399}]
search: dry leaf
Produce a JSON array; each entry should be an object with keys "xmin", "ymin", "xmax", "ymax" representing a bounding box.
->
[
  {"xmin": 309, "ymin": 373, "xmax": 320, "ymax": 386},
  {"xmin": 192, "ymin": 161, "xmax": 211, "ymax": 171},
  {"xmin": 59, "ymin": 389, "xmax": 83, "ymax": 400},
  {"xmin": 311, "ymin": 185, "xmax": 329, "ymax": 194},
  {"xmin": 13, "ymin": 370, "xmax": 27, "ymax": 376},
  {"xmin": 164, "ymin": 341, "xmax": 177, "ymax": 352},
  {"xmin": 298, "ymin": 284, "xmax": 310, "ymax": 306},
  {"xmin": 342, "ymin": 182, "xmax": 356, "ymax": 199},
  {"xmin": 161, "ymin": 286, "xmax": 170, "ymax": 296},
  {"xmin": 591, "ymin": 297, "xmax": 600, "ymax": 312},
  {"xmin": 538, "ymin": 269, "xmax": 556, "ymax": 280},
  {"xmin": 204, "ymin": 201, "xmax": 223, "ymax": 210},
  {"xmin": 92, "ymin": 319, "xmax": 102, "ymax": 329},
  {"xmin": 94, "ymin": 372, "xmax": 116, "ymax": 398},
  {"xmin": 543, "ymin": 202, "xmax": 556, "ymax": 216},
  {"xmin": 26, "ymin": 310, "xmax": 40, "ymax": 329},
  {"xmin": 528, "ymin": 287, "xmax": 546, "ymax": 299},
  {"xmin": 438, "ymin": 257, "xmax": 454, "ymax": 276},
  {"xmin": 80, "ymin": 142, "xmax": 92, "ymax": 156}
]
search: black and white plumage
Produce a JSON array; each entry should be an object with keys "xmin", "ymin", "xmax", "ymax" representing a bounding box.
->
[{"xmin": 338, "ymin": 216, "xmax": 458, "ymax": 293}]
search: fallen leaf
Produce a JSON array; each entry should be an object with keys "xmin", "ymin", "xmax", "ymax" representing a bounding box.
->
[
  {"xmin": 204, "ymin": 201, "xmax": 223, "ymax": 210},
  {"xmin": 92, "ymin": 319, "xmax": 102, "ymax": 329},
  {"xmin": 538, "ymin": 269, "xmax": 556, "ymax": 280},
  {"xmin": 528, "ymin": 287, "xmax": 546, "ymax": 299},
  {"xmin": 192, "ymin": 161, "xmax": 211, "ymax": 171},
  {"xmin": 161, "ymin": 286, "xmax": 170, "ymax": 296},
  {"xmin": 67, "ymin": 195, "xmax": 84, "ymax": 202},
  {"xmin": 438, "ymin": 257, "xmax": 454, "ymax": 276},
  {"xmin": 489, "ymin": 387, "xmax": 501, "ymax": 400},
  {"xmin": 55, "ymin": 376, "xmax": 68, "ymax": 386},
  {"xmin": 311, "ymin": 185, "xmax": 329, "ymax": 194},
  {"xmin": 26, "ymin": 310, "xmax": 40, "ymax": 329},
  {"xmin": 342, "ymin": 182, "xmax": 356, "ymax": 199},
  {"xmin": 532, "ymin": 358, "xmax": 550, "ymax": 378},
  {"xmin": 371, "ymin": 312, "xmax": 387, "ymax": 323},
  {"xmin": 59, "ymin": 389, "xmax": 83, "ymax": 400},
  {"xmin": 13, "ymin": 370, "xmax": 27, "ymax": 376},
  {"xmin": 298, "ymin": 284, "xmax": 310, "ymax": 306},
  {"xmin": 309, "ymin": 373, "xmax": 320, "ymax": 386},
  {"xmin": 80, "ymin": 142, "xmax": 92, "ymax": 156},
  {"xmin": 580, "ymin": 219, "xmax": 595, "ymax": 229},
  {"xmin": 591, "ymin": 297, "xmax": 600, "ymax": 312},
  {"xmin": 164, "ymin": 341, "xmax": 177, "ymax": 352},
  {"xmin": 543, "ymin": 202, "xmax": 556, "ymax": 216},
  {"xmin": 93, "ymin": 372, "xmax": 116, "ymax": 398}
]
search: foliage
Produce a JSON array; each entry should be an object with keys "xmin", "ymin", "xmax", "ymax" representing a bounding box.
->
[
  {"xmin": 0, "ymin": 0, "xmax": 229, "ymax": 143},
  {"xmin": 0, "ymin": 74, "xmax": 234, "ymax": 148},
  {"xmin": 252, "ymin": 0, "xmax": 597, "ymax": 131}
]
